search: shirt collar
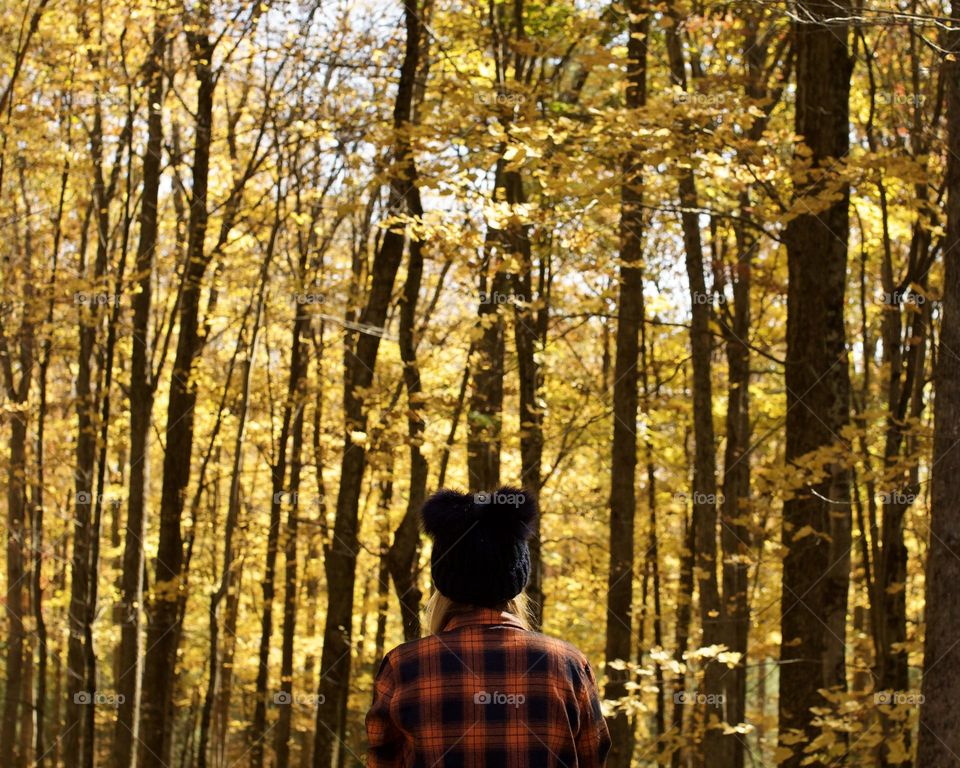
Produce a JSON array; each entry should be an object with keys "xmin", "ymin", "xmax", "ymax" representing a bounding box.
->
[{"xmin": 442, "ymin": 608, "xmax": 527, "ymax": 632}]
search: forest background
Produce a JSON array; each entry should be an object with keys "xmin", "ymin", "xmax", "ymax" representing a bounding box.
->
[{"xmin": 2, "ymin": 0, "xmax": 960, "ymax": 767}]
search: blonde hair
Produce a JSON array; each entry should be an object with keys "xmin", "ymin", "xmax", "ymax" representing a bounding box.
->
[{"xmin": 425, "ymin": 590, "xmax": 535, "ymax": 635}]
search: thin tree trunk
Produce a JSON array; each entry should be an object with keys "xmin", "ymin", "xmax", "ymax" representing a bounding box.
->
[
  {"xmin": 274, "ymin": 230, "xmax": 313, "ymax": 766},
  {"xmin": 251, "ymin": 191, "xmax": 308, "ymax": 768},
  {"xmin": 721, "ymin": 209, "xmax": 752, "ymax": 768},
  {"xmin": 113, "ymin": 16, "xmax": 166, "ymax": 767},
  {"xmin": 672, "ymin": 502, "xmax": 695, "ymax": 768},
  {"xmin": 663, "ymin": 6, "xmax": 727, "ymax": 761},
  {"xmin": 467, "ymin": 220, "xmax": 508, "ymax": 491},
  {"xmin": 386, "ymin": 124, "xmax": 428, "ymax": 643},
  {"xmin": 66, "ymin": 62, "xmax": 113, "ymax": 768},
  {"xmin": 512, "ymin": 185, "xmax": 545, "ymax": 628},
  {"xmin": 198, "ymin": 249, "xmax": 271, "ymax": 768},
  {"xmin": 275, "ymin": 383, "xmax": 308, "ymax": 768},
  {"xmin": 640, "ymin": 308, "xmax": 665, "ymax": 756}
]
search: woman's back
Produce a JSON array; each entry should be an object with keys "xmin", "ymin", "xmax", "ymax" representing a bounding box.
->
[{"xmin": 366, "ymin": 608, "xmax": 610, "ymax": 768}]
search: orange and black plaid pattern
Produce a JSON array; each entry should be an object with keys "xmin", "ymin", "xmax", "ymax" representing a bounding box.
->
[{"xmin": 366, "ymin": 608, "xmax": 611, "ymax": 767}]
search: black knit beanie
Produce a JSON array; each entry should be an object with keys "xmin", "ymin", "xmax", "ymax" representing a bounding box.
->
[{"xmin": 421, "ymin": 486, "xmax": 537, "ymax": 608}]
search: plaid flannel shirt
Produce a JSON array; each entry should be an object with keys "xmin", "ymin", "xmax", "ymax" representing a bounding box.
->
[{"xmin": 366, "ymin": 608, "xmax": 611, "ymax": 768}]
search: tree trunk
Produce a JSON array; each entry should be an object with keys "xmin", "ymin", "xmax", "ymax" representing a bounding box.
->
[
  {"xmin": 0, "ymin": 173, "xmax": 34, "ymax": 759},
  {"xmin": 251, "ymin": 207, "xmax": 309, "ymax": 768},
  {"xmin": 778, "ymin": 3, "xmax": 853, "ymax": 765},
  {"xmin": 671, "ymin": 503, "xmax": 695, "ymax": 768},
  {"xmin": 66, "ymin": 74, "xmax": 112, "ymax": 768},
  {"xmin": 198, "ymin": 248, "xmax": 271, "ymax": 768},
  {"xmin": 275, "ymin": 380, "xmax": 308, "ymax": 768},
  {"xmin": 721, "ymin": 207, "xmax": 752, "ymax": 768},
  {"xmin": 603, "ymin": 4, "xmax": 647, "ymax": 766},
  {"xmin": 386, "ymin": 130, "xmax": 428, "ymax": 643},
  {"xmin": 663, "ymin": 6, "xmax": 727, "ymax": 760},
  {"xmin": 467, "ymin": 223, "xmax": 508, "ymax": 491},
  {"xmin": 113, "ymin": 17, "xmax": 165, "ymax": 768},
  {"xmin": 512, "ymin": 184, "xmax": 545, "ymax": 628},
  {"xmin": 2, "ymin": 412, "xmax": 29, "ymax": 766},
  {"xmin": 640, "ymin": 316, "xmax": 665, "ymax": 754},
  {"xmin": 916, "ymin": 6, "xmax": 960, "ymax": 764},
  {"xmin": 140, "ymin": 25, "xmax": 217, "ymax": 768},
  {"xmin": 312, "ymin": 4, "xmax": 423, "ymax": 764}
]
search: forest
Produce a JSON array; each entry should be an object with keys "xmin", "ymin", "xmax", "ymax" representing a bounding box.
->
[{"xmin": 2, "ymin": 0, "xmax": 960, "ymax": 766}]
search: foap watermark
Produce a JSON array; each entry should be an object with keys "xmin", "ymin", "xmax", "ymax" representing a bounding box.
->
[
  {"xmin": 76, "ymin": 491, "xmax": 121, "ymax": 506},
  {"xmin": 273, "ymin": 691, "xmax": 326, "ymax": 708},
  {"xmin": 877, "ymin": 490, "xmax": 917, "ymax": 506},
  {"xmin": 474, "ymin": 490, "xmax": 526, "ymax": 507},
  {"xmin": 874, "ymin": 691, "xmax": 924, "ymax": 706},
  {"xmin": 673, "ymin": 92, "xmax": 727, "ymax": 108},
  {"xmin": 876, "ymin": 91, "xmax": 926, "ymax": 107},
  {"xmin": 273, "ymin": 490, "xmax": 324, "ymax": 507},
  {"xmin": 74, "ymin": 291, "xmax": 121, "ymax": 307},
  {"xmin": 474, "ymin": 690, "xmax": 525, "ymax": 708},
  {"xmin": 691, "ymin": 291, "xmax": 726, "ymax": 305},
  {"xmin": 878, "ymin": 288, "xmax": 933, "ymax": 308},
  {"xmin": 74, "ymin": 691, "xmax": 125, "ymax": 708},
  {"xmin": 674, "ymin": 691, "xmax": 725, "ymax": 706},
  {"xmin": 479, "ymin": 290, "xmax": 525, "ymax": 306},
  {"xmin": 675, "ymin": 491, "xmax": 725, "ymax": 506},
  {"xmin": 475, "ymin": 92, "xmax": 527, "ymax": 108},
  {"xmin": 291, "ymin": 291, "xmax": 326, "ymax": 306}
]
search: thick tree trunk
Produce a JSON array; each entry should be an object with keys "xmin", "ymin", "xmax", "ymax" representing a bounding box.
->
[
  {"xmin": 312, "ymin": 4, "xmax": 423, "ymax": 765},
  {"xmin": 778, "ymin": 3, "xmax": 853, "ymax": 766},
  {"xmin": 603, "ymin": 4, "xmax": 647, "ymax": 766},
  {"xmin": 140, "ymin": 27, "xmax": 217, "ymax": 768},
  {"xmin": 916, "ymin": 6, "xmax": 960, "ymax": 764},
  {"xmin": 467, "ymin": 228, "xmax": 507, "ymax": 491}
]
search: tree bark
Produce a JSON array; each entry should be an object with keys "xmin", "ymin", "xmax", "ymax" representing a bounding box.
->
[
  {"xmin": 275, "ymin": 373, "xmax": 308, "ymax": 768},
  {"xmin": 663, "ymin": 5, "xmax": 728, "ymax": 760},
  {"xmin": 916, "ymin": 5, "xmax": 960, "ymax": 764},
  {"xmin": 721, "ymin": 207, "xmax": 752, "ymax": 768},
  {"xmin": 512, "ymin": 189, "xmax": 545, "ymax": 628},
  {"xmin": 603, "ymin": 4, "xmax": 647, "ymax": 766},
  {"xmin": 312, "ymin": 3, "xmax": 423, "ymax": 764},
  {"xmin": 251, "ymin": 201, "xmax": 309, "ymax": 768},
  {"xmin": 387, "ymin": 209, "xmax": 426, "ymax": 642},
  {"xmin": 66, "ymin": 58, "xmax": 113, "ymax": 768},
  {"xmin": 140, "ymin": 22, "xmax": 217, "ymax": 768},
  {"xmin": 778, "ymin": 3, "xmax": 853, "ymax": 765},
  {"xmin": 0, "ymin": 157, "xmax": 37, "ymax": 768},
  {"xmin": 113, "ymin": 18, "xmax": 166, "ymax": 768}
]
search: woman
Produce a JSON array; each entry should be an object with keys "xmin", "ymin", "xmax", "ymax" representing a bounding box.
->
[{"xmin": 366, "ymin": 487, "xmax": 611, "ymax": 767}]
